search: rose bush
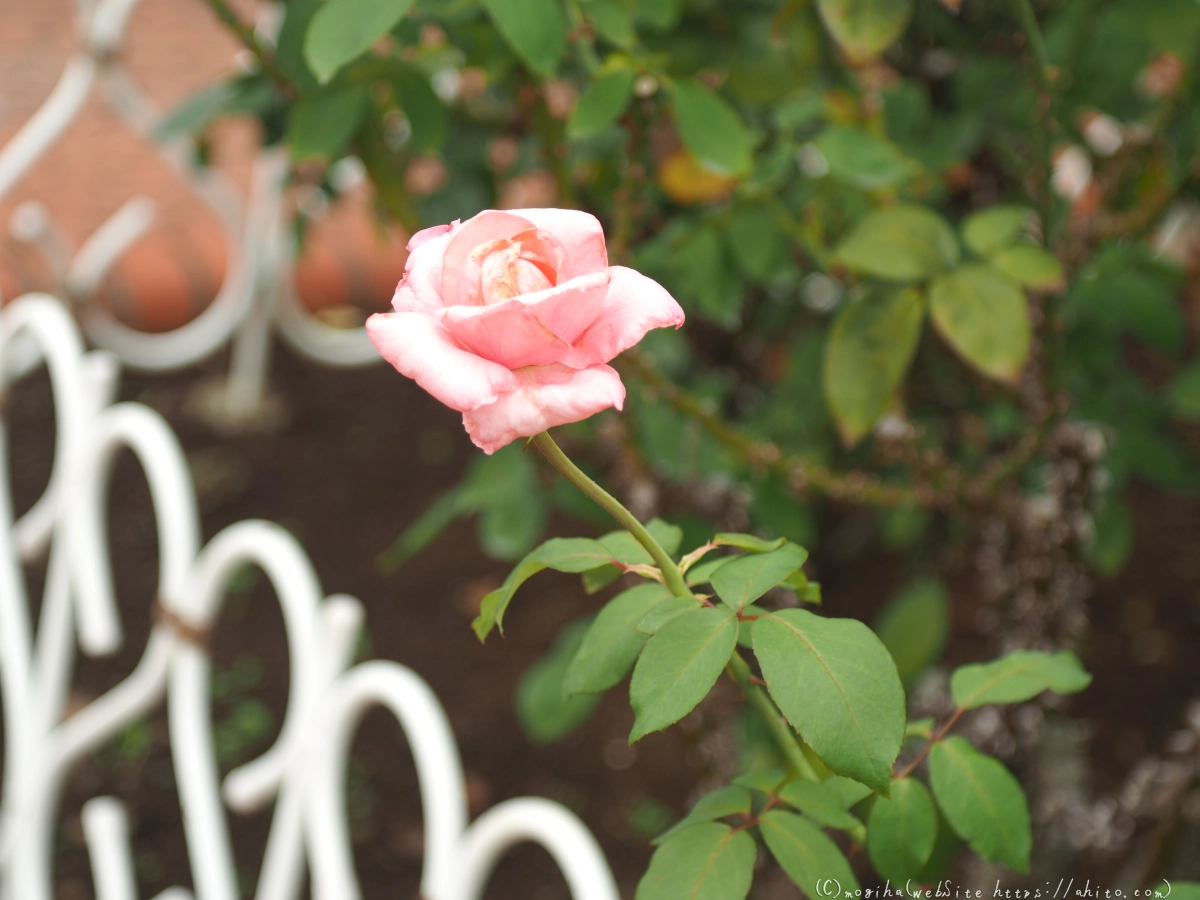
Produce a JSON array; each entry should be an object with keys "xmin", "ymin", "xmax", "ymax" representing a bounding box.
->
[{"xmin": 366, "ymin": 208, "xmax": 685, "ymax": 453}]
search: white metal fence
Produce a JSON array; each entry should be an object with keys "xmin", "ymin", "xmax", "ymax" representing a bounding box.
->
[
  {"xmin": 0, "ymin": 0, "xmax": 382, "ymax": 422},
  {"xmin": 0, "ymin": 292, "xmax": 621, "ymax": 899}
]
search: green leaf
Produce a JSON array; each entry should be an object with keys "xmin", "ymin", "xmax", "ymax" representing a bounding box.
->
[
  {"xmin": 582, "ymin": 565, "xmax": 623, "ymax": 593},
  {"xmin": 276, "ymin": 0, "xmax": 323, "ymax": 90},
  {"xmin": 376, "ymin": 485, "xmax": 467, "ymax": 574},
  {"xmin": 872, "ymin": 580, "xmax": 949, "ymax": 684},
  {"xmin": 635, "ymin": 823, "xmax": 756, "ymax": 900},
  {"xmin": 753, "ymin": 610, "xmax": 906, "ymax": 794},
  {"xmin": 285, "ymin": 87, "xmax": 368, "ymax": 161},
  {"xmin": 472, "ymin": 538, "xmax": 618, "ymax": 641},
  {"xmin": 759, "ymin": 810, "xmax": 859, "ymax": 896},
  {"xmin": 598, "ymin": 518, "xmax": 684, "ymax": 567},
  {"xmin": 568, "ymin": 69, "xmax": 636, "ymax": 139},
  {"xmin": 1168, "ymin": 360, "xmax": 1200, "ymax": 420},
  {"xmin": 584, "ymin": 0, "xmax": 636, "ymax": 47},
  {"xmin": 637, "ymin": 596, "xmax": 703, "ymax": 634},
  {"xmin": 565, "ymin": 584, "xmax": 672, "ymax": 695},
  {"xmin": 390, "ymin": 67, "xmax": 448, "ymax": 153},
  {"xmin": 711, "ymin": 544, "xmax": 809, "ymax": 613},
  {"xmin": 823, "ymin": 775, "xmax": 874, "ymax": 807},
  {"xmin": 823, "ymin": 286, "xmax": 925, "ymax": 445},
  {"xmin": 686, "ymin": 557, "xmax": 732, "ymax": 586},
  {"xmin": 929, "ymin": 264, "xmax": 1030, "ymax": 383},
  {"xmin": 867, "ymin": 777, "xmax": 938, "ymax": 882},
  {"xmin": 515, "ymin": 618, "xmax": 601, "ymax": 743},
  {"xmin": 1156, "ymin": 883, "xmax": 1200, "ymax": 900},
  {"xmin": 671, "ymin": 80, "xmax": 754, "ymax": 177},
  {"xmin": 303, "ymin": 0, "xmax": 418, "ymax": 84},
  {"xmin": 713, "ymin": 533, "xmax": 787, "ymax": 554},
  {"xmin": 929, "ymin": 737, "xmax": 1031, "ymax": 872},
  {"xmin": 732, "ymin": 768, "xmax": 791, "ymax": 793},
  {"xmin": 723, "ymin": 205, "xmax": 784, "ymax": 281},
  {"xmin": 652, "ymin": 786, "xmax": 752, "ymax": 845},
  {"xmin": 834, "ymin": 204, "xmax": 960, "ymax": 283},
  {"xmin": 778, "ymin": 780, "xmax": 863, "ymax": 830},
  {"xmin": 1082, "ymin": 497, "xmax": 1133, "ymax": 576},
  {"xmin": 155, "ymin": 77, "xmax": 277, "ymax": 142},
  {"xmin": 815, "ymin": 124, "xmax": 920, "ymax": 190},
  {"xmin": 481, "ymin": 0, "xmax": 568, "ymax": 77},
  {"xmin": 630, "ymin": 607, "xmax": 739, "ymax": 741},
  {"xmin": 990, "ymin": 244, "xmax": 1065, "ymax": 291},
  {"xmin": 950, "ymin": 650, "xmax": 1092, "ymax": 710},
  {"xmin": 962, "ymin": 205, "xmax": 1033, "ymax": 257},
  {"xmin": 816, "ymin": 0, "xmax": 913, "ymax": 62}
]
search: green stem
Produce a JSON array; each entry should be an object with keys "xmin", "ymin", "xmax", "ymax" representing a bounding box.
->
[
  {"xmin": 1012, "ymin": 0, "xmax": 1052, "ymax": 89},
  {"xmin": 728, "ymin": 651, "xmax": 818, "ymax": 781},
  {"xmin": 531, "ymin": 432, "xmax": 691, "ymax": 598},
  {"xmin": 202, "ymin": 0, "xmax": 294, "ymax": 96}
]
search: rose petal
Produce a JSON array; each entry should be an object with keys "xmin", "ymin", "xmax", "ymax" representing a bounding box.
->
[
  {"xmin": 462, "ymin": 363, "xmax": 626, "ymax": 454},
  {"xmin": 504, "ymin": 208, "xmax": 608, "ymax": 281},
  {"xmin": 407, "ymin": 222, "xmax": 454, "ymax": 252},
  {"xmin": 393, "ymin": 225, "xmax": 457, "ymax": 313},
  {"xmin": 366, "ymin": 311, "xmax": 520, "ymax": 412},
  {"xmin": 560, "ymin": 266, "xmax": 685, "ymax": 368},
  {"xmin": 435, "ymin": 270, "xmax": 610, "ymax": 366},
  {"xmin": 441, "ymin": 210, "xmax": 536, "ymax": 305}
]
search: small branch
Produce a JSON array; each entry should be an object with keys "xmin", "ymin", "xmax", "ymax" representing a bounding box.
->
[
  {"xmin": 1012, "ymin": 0, "xmax": 1052, "ymax": 90},
  {"xmin": 894, "ymin": 706, "xmax": 966, "ymax": 780},
  {"xmin": 203, "ymin": 0, "xmax": 294, "ymax": 96},
  {"xmin": 728, "ymin": 651, "xmax": 820, "ymax": 782}
]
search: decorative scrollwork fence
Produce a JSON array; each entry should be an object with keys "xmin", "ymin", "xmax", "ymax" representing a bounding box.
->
[{"xmin": 0, "ymin": 293, "xmax": 621, "ymax": 899}]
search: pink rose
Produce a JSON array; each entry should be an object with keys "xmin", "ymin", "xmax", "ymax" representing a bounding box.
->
[{"xmin": 367, "ymin": 209, "xmax": 685, "ymax": 453}]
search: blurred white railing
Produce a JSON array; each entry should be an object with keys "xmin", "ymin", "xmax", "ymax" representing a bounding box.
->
[
  {"xmin": 0, "ymin": 293, "xmax": 620, "ymax": 899},
  {"xmin": 0, "ymin": 0, "xmax": 381, "ymax": 423}
]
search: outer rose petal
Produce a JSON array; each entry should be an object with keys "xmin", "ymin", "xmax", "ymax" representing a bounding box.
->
[
  {"xmin": 393, "ymin": 226, "xmax": 457, "ymax": 313},
  {"xmin": 366, "ymin": 311, "xmax": 520, "ymax": 412},
  {"xmin": 463, "ymin": 363, "xmax": 626, "ymax": 454},
  {"xmin": 435, "ymin": 271, "xmax": 610, "ymax": 367},
  {"xmin": 561, "ymin": 266, "xmax": 685, "ymax": 368},
  {"xmin": 505, "ymin": 208, "xmax": 608, "ymax": 281},
  {"xmin": 440, "ymin": 210, "xmax": 536, "ymax": 305}
]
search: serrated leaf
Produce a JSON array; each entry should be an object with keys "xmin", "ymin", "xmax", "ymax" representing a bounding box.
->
[
  {"xmin": 759, "ymin": 810, "xmax": 859, "ymax": 896},
  {"xmin": 929, "ymin": 737, "xmax": 1031, "ymax": 872},
  {"xmin": 671, "ymin": 80, "xmax": 754, "ymax": 177},
  {"xmin": 636, "ymin": 822, "xmax": 756, "ymax": 900},
  {"xmin": 652, "ymin": 786, "xmax": 752, "ymax": 845},
  {"xmin": 815, "ymin": 124, "xmax": 920, "ymax": 190},
  {"xmin": 515, "ymin": 618, "xmax": 601, "ymax": 743},
  {"xmin": 834, "ymin": 204, "xmax": 960, "ymax": 283},
  {"xmin": 754, "ymin": 610, "xmax": 906, "ymax": 794},
  {"xmin": 962, "ymin": 205, "xmax": 1033, "ymax": 257},
  {"xmin": 778, "ymin": 780, "xmax": 862, "ymax": 830},
  {"xmin": 565, "ymin": 584, "xmax": 672, "ymax": 695},
  {"xmin": 286, "ymin": 86, "xmax": 368, "ymax": 161},
  {"xmin": 711, "ymin": 544, "xmax": 809, "ymax": 613},
  {"xmin": 991, "ymin": 243, "xmax": 1065, "ymax": 291},
  {"xmin": 867, "ymin": 777, "xmax": 937, "ymax": 882},
  {"xmin": 472, "ymin": 538, "xmax": 618, "ymax": 640},
  {"xmin": 568, "ymin": 69, "xmax": 636, "ymax": 139},
  {"xmin": 630, "ymin": 607, "xmax": 739, "ymax": 741},
  {"xmin": 950, "ymin": 650, "xmax": 1092, "ymax": 710},
  {"xmin": 816, "ymin": 0, "xmax": 913, "ymax": 62},
  {"xmin": 303, "ymin": 0, "xmax": 418, "ymax": 84},
  {"xmin": 637, "ymin": 596, "xmax": 703, "ymax": 634},
  {"xmin": 823, "ymin": 286, "xmax": 925, "ymax": 445},
  {"xmin": 872, "ymin": 580, "xmax": 949, "ymax": 684},
  {"xmin": 713, "ymin": 533, "xmax": 788, "ymax": 553},
  {"xmin": 482, "ymin": 0, "xmax": 568, "ymax": 77},
  {"xmin": 929, "ymin": 264, "xmax": 1030, "ymax": 383}
]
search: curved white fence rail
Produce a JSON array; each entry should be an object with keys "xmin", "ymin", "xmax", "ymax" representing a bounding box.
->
[
  {"xmin": 0, "ymin": 293, "xmax": 620, "ymax": 900},
  {"xmin": 0, "ymin": 0, "xmax": 381, "ymax": 421}
]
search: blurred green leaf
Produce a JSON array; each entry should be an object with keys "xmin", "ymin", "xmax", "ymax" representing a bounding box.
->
[
  {"xmin": 1082, "ymin": 497, "xmax": 1134, "ymax": 575},
  {"xmin": 962, "ymin": 205, "xmax": 1033, "ymax": 257},
  {"xmin": 723, "ymin": 204, "xmax": 784, "ymax": 281},
  {"xmin": 778, "ymin": 779, "xmax": 862, "ymax": 831},
  {"xmin": 584, "ymin": 0, "xmax": 637, "ymax": 47},
  {"xmin": 867, "ymin": 777, "xmax": 937, "ymax": 883},
  {"xmin": 834, "ymin": 204, "xmax": 960, "ymax": 283},
  {"xmin": 303, "ymin": 0, "xmax": 418, "ymax": 83},
  {"xmin": 516, "ymin": 618, "xmax": 601, "ymax": 742},
  {"xmin": 929, "ymin": 264, "xmax": 1030, "ymax": 383},
  {"xmin": 1169, "ymin": 361, "xmax": 1200, "ymax": 420},
  {"xmin": 652, "ymin": 786, "xmax": 752, "ymax": 845},
  {"xmin": 568, "ymin": 69, "xmax": 636, "ymax": 139},
  {"xmin": 823, "ymin": 286, "xmax": 925, "ymax": 445},
  {"xmin": 873, "ymin": 579, "xmax": 949, "ymax": 684},
  {"xmin": 156, "ymin": 76, "xmax": 278, "ymax": 142},
  {"xmin": 286, "ymin": 86, "xmax": 369, "ymax": 161},
  {"xmin": 759, "ymin": 810, "xmax": 859, "ymax": 896},
  {"xmin": 482, "ymin": 0, "xmax": 568, "ymax": 77},
  {"xmin": 816, "ymin": 0, "xmax": 913, "ymax": 62},
  {"xmin": 671, "ymin": 80, "xmax": 754, "ymax": 177},
  {"xmin": 950, "ymin": 650, "xmax": 1092, "ymax": 709},
  {"xmin": 991, "ymin": 243, "xmax": 1064, "ymax": 291},
  {"xmin": 636, "ymin": 822, "xmax": 756, "ymax": 900},
  {"xmin": 390, "ymin": 66, "xmax": 448, "ymax": 153},
  {"xmin": 815, "ymin": 124, "xmax": 920, "ymax": 190}
]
